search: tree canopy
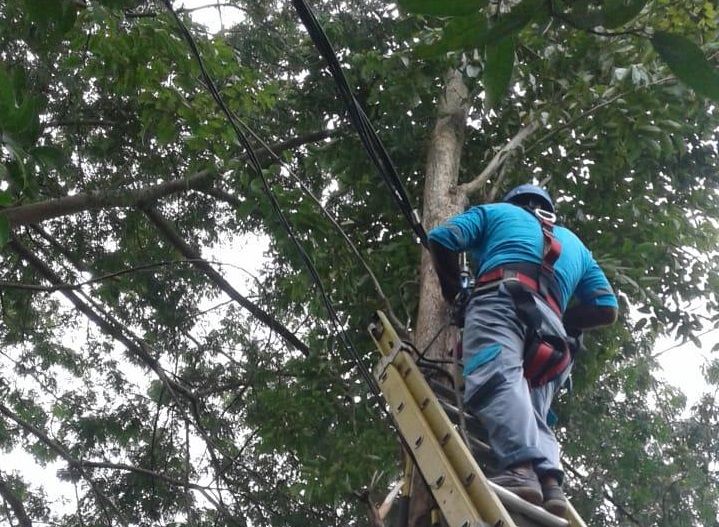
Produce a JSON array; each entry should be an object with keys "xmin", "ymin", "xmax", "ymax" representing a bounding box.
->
[{"xmin": 0, "ymin": 0, "xmax": 718, "ymax": 526}]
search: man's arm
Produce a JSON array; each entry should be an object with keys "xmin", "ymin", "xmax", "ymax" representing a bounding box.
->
[
  {"xmin": 568, "ymin": 251, "xmax": 619, "ymax": 332},
  {"xmin": 563, "ymin": 304, "xmax": 617, "ymax": 331},
  {"xmin": 429, "ymin": 240, "xmax": 460, "ymax": 302},
  {"xmin": 427, "ymin": 207, "xmax": 486, "ymax": 303}
]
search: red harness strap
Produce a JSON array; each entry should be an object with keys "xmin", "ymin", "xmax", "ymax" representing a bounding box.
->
[
  {"xmin": 474, "ymin": 207, "xmax": 570, "ymax": 388},
  {"xmin": 523, "ymin": 338, "xmax": 571, "ymax": 388},
  {"xmin": 476, "ymin": 268, "xmax": 562, "ymax": 315},
  {"xmin": 475, "ymin": 208, "xmax": 562, "ymax": 315}
]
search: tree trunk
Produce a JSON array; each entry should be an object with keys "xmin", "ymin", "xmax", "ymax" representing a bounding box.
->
[
  {"xmin": 415, "ymin": 68, "xmax": 469, "ymax": 359},
  {"xmin": 408, "ymin": 68, "xmax": 469, "ymax": 527}
]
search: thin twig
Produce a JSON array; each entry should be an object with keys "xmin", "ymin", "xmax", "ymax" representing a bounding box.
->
[
  {"xmin": 525, "ymin": 76, "xmax": 675, "ymax": 155},
  {"xmin": 459, "ymin": 122, "xmax": 539, "ymax": 198},
  {"xmin": 0, "ymin": 403, "xmax": 128, "ymax": 526}
]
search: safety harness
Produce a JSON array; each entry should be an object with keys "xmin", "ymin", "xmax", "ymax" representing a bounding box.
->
[{"xmin": 474, "ymin": 208, "xmax": 572, "ymax": 387}]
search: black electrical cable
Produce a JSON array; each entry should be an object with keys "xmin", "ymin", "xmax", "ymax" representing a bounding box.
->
[
  {"xmin": 162, "ymin": 1, "xmax": 383, "ymax": 404},
  {"xmin": 162, "ymin": 6, "xmax": 440, "ymax": 495},
  {"xmin": 290, "ymin": 0, "xmax": 428, "ymax": 248}
]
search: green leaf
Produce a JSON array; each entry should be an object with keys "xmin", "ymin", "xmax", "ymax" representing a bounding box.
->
[
  {"xmin": 652, "ymin": 32, "xmax": 719, "ymax": 102},
  {"xmin": 551, "ymin": 0, "xmax": 604, "ymax": 29},
  {"xmin": 0, "ymin": 93, "xmax": 42, "ymax": 146},
  {"xmin": 398, "ymin": 0, "xmax": 488, "ymax": 17},
  {"xmin": 0, "ymin": 68, "xmax": 13, "ymax": 113},
  {"xmin": 603, "ymin": 0, "xmax": 647, "ymax": 29},
  {"xmin": 23, "ymin": 0, "xmax": 77, "ymax": 46},
  {"xmin": 4, "ymin": 143, "xmax": 27, "ymax": 184},
  {"xmin": 415, "ymin": 15, "xmax": 487, "ymax": 58},
  {"xmin": 415, "ymin": 0, "xmax": 541, "ymax": 58},
  {"xmin": 0, "ymin": 191, "xmax": 13, "ymax": 207},
  {"xmin": 31, "ymin": 145, "xmax": 65, "ymax": 170},
  {"xmin": 554, "ymin": 0, "xmax": 644, "ymax": 29},
  {"xmin": 155, "ymin": 119, "xmax": 176, "ymax": 145},
  {"xmin": 0, "ymin": 216, "xmax": 9, "ymax": 247},
  {"xmin": 484, "ymin": 37, "xmax": 514, "ymax": 108},
  {"xmin": 484, "ymin": 0, "xmax": 543, "ymax": 42}
]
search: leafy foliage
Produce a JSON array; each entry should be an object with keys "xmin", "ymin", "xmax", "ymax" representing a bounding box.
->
[
  {"xmin": 0, "ymin": 0, "xmax": 717, "ymax": 526},
  {"xmin": 404, "ymin": 0, "xmax": 719, "ymax": 103}
]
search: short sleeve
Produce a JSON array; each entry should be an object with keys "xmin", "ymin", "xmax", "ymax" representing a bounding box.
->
[
  {"xmin": 427, "ymin": 207, "xmax": 486, "ymax": 251},
  {"xmin": 574, "ymin": 253, "xmax": 618, "ymax": 308}
]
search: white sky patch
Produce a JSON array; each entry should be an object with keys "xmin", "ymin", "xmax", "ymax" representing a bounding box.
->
[
  {"xmin": 175, "ymin": 0, "xmax": 246, "ymax": 33},
  {"xmin": 6, "ymin": 2, "xmax": 717, "ymax": 520},
  {"xmin": 656, "ymin": 329, "xmax": 718, "ymax": 410}
]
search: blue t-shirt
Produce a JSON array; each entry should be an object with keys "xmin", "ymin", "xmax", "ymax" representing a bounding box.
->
[{"xmin": 428, "ymin": 203, "xmax": 617, "ymax": 312}]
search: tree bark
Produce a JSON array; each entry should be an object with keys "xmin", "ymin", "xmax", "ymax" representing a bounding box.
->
[
  {"xmin": 0, "ymin": 170, "xmax": 214, "ymax": 226},
  {"xmin": 409, "ymin": 68, "xmax": 469, "ymax": 527},
  {"xmin": 415, "ymin": 69, "xmax": 469, "ymax": 357}
]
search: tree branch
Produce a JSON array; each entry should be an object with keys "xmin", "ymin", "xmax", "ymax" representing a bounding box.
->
[
  {"xmin": 562, "ymin": 460, "xmax": 644, "ymax": 527},
  {"xmin": 8, "ymin": 238, "xmax": 197, "ymax": 401},
  {"xmin": 42, "ymin": 119, "xmax": 116, "ymax": 129},
  {"xmin": 458, "ymin": 121, "xmax": 539, "ymax": 198},
  {"xmin": 9, "ymin": 239, "xmax": 250, "ymax": 522},
  {"xmin": 177, "ymin": 2, "xmax": 245, "ymax": 14},
  {"xmin": 0, "ymin": 403, "xmax": 127, "ymax": 526},
  {"xmin": 142, "ymin": 206, "xmax": 311, "ymax": 356},
  {"xmin": 250, "ymin": 128, "xmax": 341, "ymax": 164},
  {"xmin": 123, "ymin": 452, "xmax": 224, "ymax": 523},
  {"xmin": 524, "ymin": 75, "xmax": 675, "ymax": 156},
  {"xmin": 30, "ymin": 225, "xmax": 93, "ymax": 274},
  {"xmin": 1, "ymin": 129, "xmax": 339, "ymax": 226},
  {"xmin": 0, "ymin": 170, "xmax": 215, "ymax": 226},
  {"xmin": 0, "ymin": 475, "xmax": 33, "ymax": 527},
  {"xmin": 0, "ymin": 259, "xmax": 232, "ymax": 292},
  {"xmin": 80, "ymin": 461, "xmax": 216, "ymax": 494}
]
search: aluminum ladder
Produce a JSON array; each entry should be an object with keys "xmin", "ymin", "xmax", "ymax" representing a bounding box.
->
[{"xmin": 369, "ymin": 311, "xmax": 587, "ymax": 527}]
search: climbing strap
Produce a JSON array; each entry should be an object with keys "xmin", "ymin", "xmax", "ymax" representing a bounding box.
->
[{"xmin": 474, "ymin": 208, "xmax": 571, "ymax": 387}]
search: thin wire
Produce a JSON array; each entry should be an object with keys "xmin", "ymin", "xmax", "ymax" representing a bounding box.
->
[
  {"xmin": 652, "ymin": 326, "xmax": 719, "ymax": 359},
  {"xmin": 162, "ymin": 2, "xmax": 383, "ymax": 403},
  {"xmin": 210, "ymin": 111, "xmax": 404, "ymax": 331},
  {"xmin": 401, "ymin": 323, "xmax": 453, "ymax": 365}
]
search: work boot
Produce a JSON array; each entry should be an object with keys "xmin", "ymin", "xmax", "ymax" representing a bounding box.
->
[
  {"xmin": 489, "ymin": 463, "xmax": 542, "ymax": 505},
  {"xmin": 541, "ymin": 477, "xmax": 567, "ymax": 517}
]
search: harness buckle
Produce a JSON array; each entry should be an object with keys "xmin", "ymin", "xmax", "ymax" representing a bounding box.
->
[{"xmin": 534, "ymin": 208, "xmax": 556, "ymax": 225}]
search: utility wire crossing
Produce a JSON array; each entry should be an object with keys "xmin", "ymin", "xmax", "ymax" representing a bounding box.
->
[{"xmin": 291, "ymin": 0, "xmax": 429, "ymax": 248}]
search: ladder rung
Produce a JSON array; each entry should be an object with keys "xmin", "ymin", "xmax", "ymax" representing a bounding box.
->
[{"xmin": 489, "ymin": 481, "xmax": 569, "ymax": 527}]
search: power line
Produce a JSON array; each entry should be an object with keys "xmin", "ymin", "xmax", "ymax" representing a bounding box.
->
[
  {"xmin": 290, "ymin": 0, "xmax": 428, "ymax": 248},
  {"xmin": 162, "ymin": 1, "xmax": 383, "ymax": 402},
  {"xmin": 208, "ymin": 108, "xmax": 408, "ymax": 333}
]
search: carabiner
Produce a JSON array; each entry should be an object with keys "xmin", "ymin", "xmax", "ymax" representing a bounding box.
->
[{"xmin": 534, "ymin": 208, "xmax": 557, "ymax": 225}]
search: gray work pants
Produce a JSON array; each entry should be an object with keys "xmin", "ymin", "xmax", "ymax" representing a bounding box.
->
[{"xmin": 462, "ymin": 284, "xmax": 571, "ymax": 482}]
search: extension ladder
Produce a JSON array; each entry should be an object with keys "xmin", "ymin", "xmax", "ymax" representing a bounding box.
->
[{"xmin": 368, "ymin": 311, "xmax": 587, "ymax": 527}]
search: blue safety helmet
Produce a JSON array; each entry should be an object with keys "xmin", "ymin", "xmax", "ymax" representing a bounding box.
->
[{"xmin": 503, "ymin": 184, "xmax": 555, "ymax": 214}]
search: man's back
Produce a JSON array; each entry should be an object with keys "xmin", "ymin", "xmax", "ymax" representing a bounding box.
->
[
  {"xmin": 427, "ymin": 186, "xmax": 619, "ymax": 515},
  {"xmin": 427, "ymin": 202, "xmax": 616, "ymax": 312}
]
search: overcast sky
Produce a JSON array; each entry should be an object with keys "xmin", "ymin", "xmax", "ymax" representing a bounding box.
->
[{"xmin": 1, "ymin": 1, "xmax": 716, "ymax": 521}]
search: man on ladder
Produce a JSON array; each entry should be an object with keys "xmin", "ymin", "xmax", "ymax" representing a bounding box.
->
[{"xmin": 427, "ymin": 184, "xmax": 618, "ymax": 517}]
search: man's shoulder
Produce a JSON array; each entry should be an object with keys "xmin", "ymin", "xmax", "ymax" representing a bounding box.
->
[
  {"xmin": 554, "ymin": 225, "xmax": 590, "ymax": 254},
  {"xmin": 476, "ymin": 202, "xmax": 525, "ymax": 217}
]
